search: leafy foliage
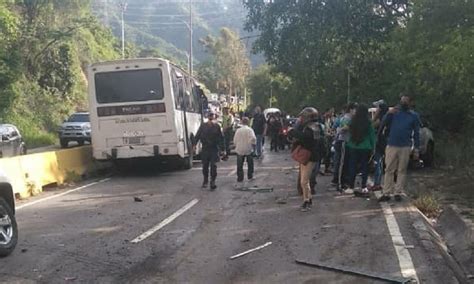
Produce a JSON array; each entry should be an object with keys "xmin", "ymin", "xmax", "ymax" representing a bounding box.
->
[
  {"xmin": 245, "ymin": 0, "xmax": 474, "ymax": 166},
  {"xmin": 0, "ymin": 0, "xmax": 121, "ymax": 147},
  {"xmin": 198, "ymin": 28, "xmax": 250, "ymax": 96}
]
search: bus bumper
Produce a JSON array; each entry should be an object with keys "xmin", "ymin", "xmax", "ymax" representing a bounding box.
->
[{"xmin": 94, "ymin": 144, "xmax": 179, "ymax": 160}]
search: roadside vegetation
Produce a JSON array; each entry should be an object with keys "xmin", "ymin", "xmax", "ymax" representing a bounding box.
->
[
  {"xmin": 0, "ymin": 1, "xmax": 120, "ymax": 148},
  {"xmin": 243, "ymin": 0, "xmax": 474, "ymax": 169}
]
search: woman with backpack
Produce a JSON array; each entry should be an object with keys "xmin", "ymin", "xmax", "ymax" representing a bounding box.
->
[
  {"xmin": 346, "ymin": 104, "xmax": 376, "ymax": 195},
  {"xmin": 289, "ymin": 107, "xmax": 325, "ymax": 212}
]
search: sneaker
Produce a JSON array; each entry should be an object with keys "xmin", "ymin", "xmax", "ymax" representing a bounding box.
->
[
  {"xmin": 210, "ymin": 181, "xmax": 217, "ymax": 191},
  {"xmin": 361, "ymin": 188, "xmax": 369, "ymax": 194},
  {"xmin": 237, "ymin": 178, "xmax": 244, "ymax": 183},
  {"xmin": 248, "ymin": 176, "xmax": 254, "ymax": 180},
  {"xmin": 308, "ymin": 199, "xmax": 313, "ymax": 208},
  {"xmin": 378, "ymin": 195, "xmax": 391, "ymax": 202},
  {"xmin": 202, "ymin": 181, "xmax": 208, "ymax": 188},
  {"xmin": 344, "ymin": 188, "xmax": 354, "ymax": 194},
  {"xmin": 394, "ymin": 195, "xmax": 402, "ymax": 202},
  {"xmin": 300, "ymin": 201, "xmax": 310, "ymax": 212}
]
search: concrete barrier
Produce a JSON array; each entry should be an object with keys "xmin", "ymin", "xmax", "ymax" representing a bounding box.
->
[{"xmin": 0, "ymin": 146, "xmax": 110, "ymax": 198}]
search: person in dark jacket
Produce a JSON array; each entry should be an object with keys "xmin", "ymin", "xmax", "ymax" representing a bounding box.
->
[
  {"xmin": 289, "ymin": 107, "xmax": 324, "ymax": 212},
  {"xmin": 370, "ymin": 101, "xmax": 389, "ymax": 191},
  {"xmin": 267, "ymin": 113, "xmax": 282, "ymax": 152},
  {"xmin": 252, "ymin": 106, "xmax": 267, "ymax": 158},
  {"xmin": 193, "ymin": 112, "xmax": 224, "ymax": 190}
]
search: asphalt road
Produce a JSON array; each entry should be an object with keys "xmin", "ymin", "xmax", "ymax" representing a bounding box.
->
[{"xmin": 0, "ymin": 149, "xmax": 459, "ymax": 283}]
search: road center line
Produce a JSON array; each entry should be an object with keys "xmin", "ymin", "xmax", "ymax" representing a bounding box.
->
[
  {"xmin": 16, "ymin": 178, "xmax": 111, "ymax": 211},
  {"xmin": 131, "ymin": 198, "xmax": 199, "ymax": 244},
  {"xmin": 380, "ymin": 202, "xmax": 419, "ymax": 282}
]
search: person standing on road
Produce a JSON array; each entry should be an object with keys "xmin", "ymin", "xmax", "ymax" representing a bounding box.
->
[
  {"xmin": 323, "ymin": 108, "xmax": 336, "ymax": 174},
  {"xmin": 221, "ymin": 107, "xmax": 234, "ymax": 160},
  {"xmin": 370, "ymin": 101, "xmax": 389, "ymax": 191},
  {"xmin": 289, "ymin": 107, "xmax": 324, "ymax": 212},
  {"xmin": 252, "ymin": 106, "xmax": 267, "ymax": 158},
  {"xmin": 193, "ymin": 112, "xmax": 224, "ymax": 191},
  {"xmin": 346, "ymin": 104, "xmax": 376, "ymax": 195},
  {"xmin": 268, "ymin": 114, "xmax": 282, "ymax": 152},
  {"xmin": 378, "ymin": 95, "xmax": 420, "ymax": 202},
  {"xmin": 233, "ymin": 117, "xmax": 257, "ymax": 182},
  {"xmin": 331, "ymin": 103, "xmax": 357, "ymax": 192}
]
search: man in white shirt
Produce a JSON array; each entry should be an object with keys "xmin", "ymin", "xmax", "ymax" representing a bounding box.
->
[{"xmin": 233, "ymin": 117, "xmax": 257, "ymax": 182}]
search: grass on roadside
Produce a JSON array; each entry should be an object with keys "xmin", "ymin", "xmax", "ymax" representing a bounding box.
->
[{"xmin": 413, "ymin": 194, "xmax": 441, "ymax": 218}]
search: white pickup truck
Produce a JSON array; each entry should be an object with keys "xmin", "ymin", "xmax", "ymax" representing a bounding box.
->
[{"xmin": 0, "ymin": 171, "xmax": 17, "ymax": 257}]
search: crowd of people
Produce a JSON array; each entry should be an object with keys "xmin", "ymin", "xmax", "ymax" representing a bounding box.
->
[{"xmin": 193, "ymin": 94, "xmax": 421, "ymax": 212}]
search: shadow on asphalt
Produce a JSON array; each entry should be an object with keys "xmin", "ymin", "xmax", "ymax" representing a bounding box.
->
[{"xmin": 111, "ymin": 158, "xmax": 201, "ymax": 177}]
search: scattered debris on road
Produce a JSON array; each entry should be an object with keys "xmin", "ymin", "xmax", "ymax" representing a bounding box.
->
[
  {"xmin": 321, "ymin": 225, "xmax": 337, "ymax": 230},
  {"xmin": 64, "ymin": 276, "xmax": 77, "ymax": 281},
  {"xmin": 235, "ymin": 186, "xmax": 274, "ymax": 193},
  {"xmin": 230, "ymin": 242, "xmax": 272, "ymax": 260},
  {"xmin": 276, "ymin": 198, "xmax": 287, "ymax": 204},
  {"xmin": 134, "ymin": 197, "xmax": 143, "ymax": 202},
  {"xmin": 21, "ymin": 248, "xmax": 28, "ymax": 253},
  {"xmin": 295, "ymin": 259, "xmax": 415, "ymax": 283}
]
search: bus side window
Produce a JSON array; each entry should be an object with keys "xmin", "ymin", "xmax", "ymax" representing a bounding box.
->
[
  {"xmin": 192, "ymin": 86, "xmax": 201, "ymax": 113},
  {"xmin": 173, "ymin": 70, "xmax": 185, "ymax": 110}
]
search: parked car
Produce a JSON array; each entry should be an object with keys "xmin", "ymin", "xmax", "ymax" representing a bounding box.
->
[
  {"xmin": 0, "ymin": 171, "xmax": 17, "ymax": 257},
  {"xmin": 58, "ymin": 112, "xmax": 91, "ymax": 148},
  {"xmin": 0, "ymin": 124, "xmax": 27, "ymax": 158},
  {"xmin": 368, "ymin": 107, "xmax": 435, "ymax": 167}
]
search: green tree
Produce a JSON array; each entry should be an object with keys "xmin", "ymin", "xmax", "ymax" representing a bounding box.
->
[
  {"xmin": 244, "ymin": 0, "xmax": 401, "ymax": 110},
  {"xmin": 199, "ymin": 27, "xmax": 250, "ymax": 98},
  {"xmin": 247, "ymin": 65, "xmax": 294, "ymax": 112}
]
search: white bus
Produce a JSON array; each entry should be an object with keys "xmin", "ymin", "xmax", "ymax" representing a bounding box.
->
[{"xmin": 87, "ymin": 58, "xmax": 208, "ymax": 169}]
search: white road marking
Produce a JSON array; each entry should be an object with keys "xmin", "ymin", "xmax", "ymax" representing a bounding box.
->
[
  {"xmin": 380, "ymin": 202, "xmax": 419, "ymax": 282},
  {"xmin": 131, "ymin": 198, "xmax": 199, "ymax": 244},
  {"xmin": 16, "ymin": 178, "xmax": 111, "ymax": 211}
]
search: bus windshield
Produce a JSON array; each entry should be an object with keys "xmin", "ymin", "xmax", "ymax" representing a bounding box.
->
[{"xmin": 95, "ymin": 69, "xmax": 164, "ymax": 104}]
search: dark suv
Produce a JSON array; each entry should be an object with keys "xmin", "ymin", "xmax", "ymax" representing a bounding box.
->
[
  {"xmin": 0, "ymin": 172, "xmax": 17, "ymax": 257},
  {"xmin": 0, "ymin": 124, "xmax": 27, "ymax": 158}
]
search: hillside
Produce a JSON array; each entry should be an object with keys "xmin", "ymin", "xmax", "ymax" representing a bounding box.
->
[{"xmin": 91, "ymin": 0, "xmax": 261, "ymax": 67}]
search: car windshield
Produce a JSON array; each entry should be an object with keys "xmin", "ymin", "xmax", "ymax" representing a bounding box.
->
[
  {"xmin": 68, "ymin": 114, "xmax": 89, "ymax": 123},
  {"xmin": 0, "ymin": 127, "xmax": 9, "ymax": 135},
  {"xmin": 95, "ymin": 69, "xmax": 164, "ymax": 104}
]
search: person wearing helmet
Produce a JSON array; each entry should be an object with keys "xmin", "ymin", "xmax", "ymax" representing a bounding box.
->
[
  {"xmin": 289, "ymin": 107, "xmax": 325, "ymax": 212},
  {"xmin": 193, "ymin": 112, "xmax": 224, "ymax": 190}
]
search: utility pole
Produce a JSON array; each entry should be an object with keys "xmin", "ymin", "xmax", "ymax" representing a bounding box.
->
[
  {"xmin": 189, "ymin": 0, "xmax": 193, "ymax": 76},
  {"xmin": 119, "ymin": 2, "xmax": 127, "ymax": 59},
  {"xmin": 269, "ymin": 79, "xmax": 273, "ymax": 108},
  {"xmin": 347, "ymin": 68, "xmax": 351, "ymax": 103}
]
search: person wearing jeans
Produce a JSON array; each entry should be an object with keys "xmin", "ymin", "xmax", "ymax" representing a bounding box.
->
[
  {"xmin": 378, "ymin": 95, "xmax": 420, "ymax": 202},
  {"xmin": 233, "ymin": 117, "xmax": 257, "ymax": 182},
  {"xmin": 346, "ymin": 104, "xmax": 375, "ymax": 194},
  {"xmin": 331, "ymin": 103, "xmax": 357, "ymax": 192},
  {"xmin": 371, "ymin": 101, "xmax": 389, "ymax": 191}
]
